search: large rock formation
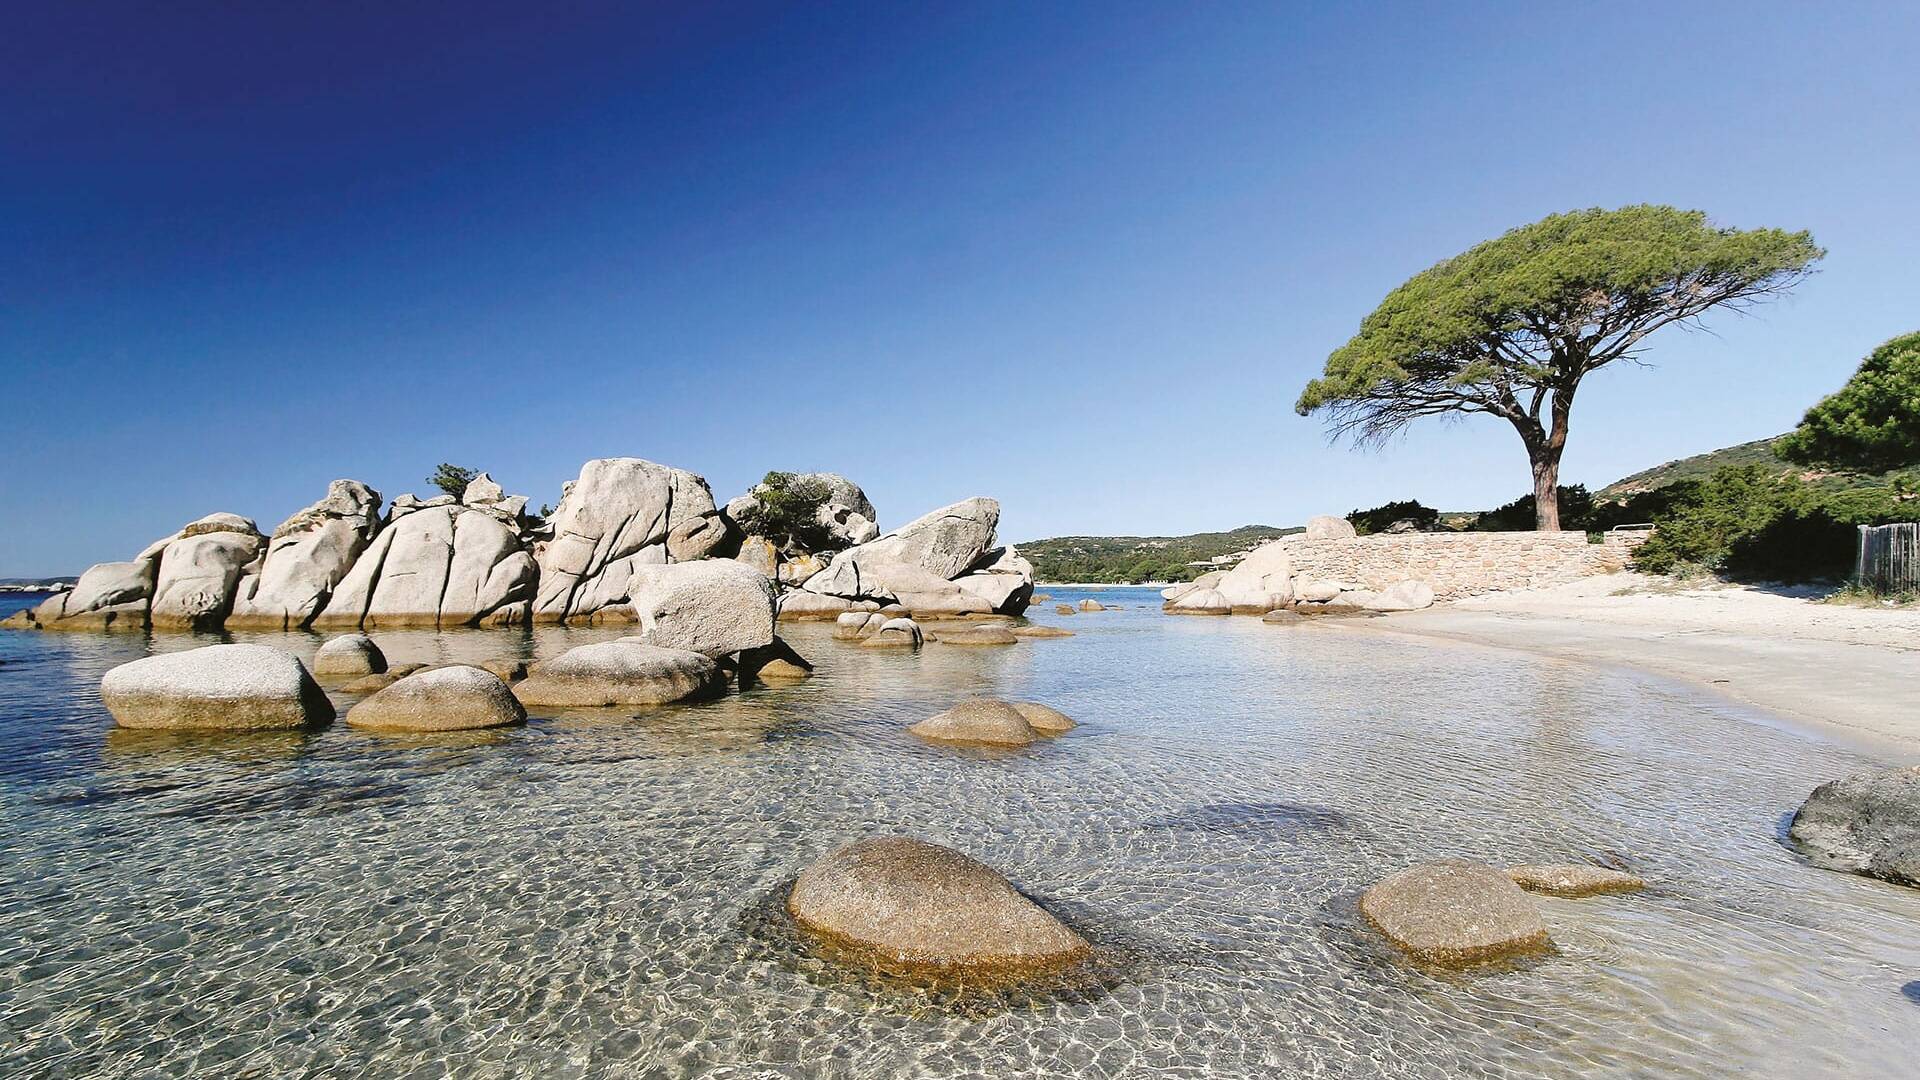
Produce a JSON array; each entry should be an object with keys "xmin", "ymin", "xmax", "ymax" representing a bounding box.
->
[
  {"xmin": 314, "ymin": 502, "xmax": 536, "ymax": 628},
  {"xmin": 228, "ymin": 481, "xmax": 383, "ymax": 629},
  {"xmin": 1359, "ymin": 860, "xmax": 1552, "ymax": 964},
  {"xmin": 1788, "ymin": 767, "xmax": 1920, "ymax": 887},
  {"xmin": 532, "ymin": 458, "xmax": 719, "ymax": 622},
  {"xmin": 797, "ymin": 498, "xmax": 1030, "ymax": 617},
  {"xmin": 149, "ymin": 514, "xmax": 266, "ymax": 630},
  {"xmin": 787, "ymin": 837, "xmax": 1090, "ymax": 978},
  {"xmin": 26, "ymin": 559, "xmax": 156, "ymax": 630},
  {"xmin": 626, "ymin": 559, "xmax": 777, "ymax": 657},
  {"xmin": 724, "ymin": 472, "xmax": 879, "ymax": 549},
  {"xmin": 1211, "ymin": 541, "xmax": 1293, "ymax": 613},
  {"xmin": 99, "ymin": 644, "xmax": 334, "ymax": 731},
  {"xmin": 511, "ymin": 640, "xmax": 720, "ymax": 707},
  {"xmin": 25, "ymin": 513, "xmax": 261, "ymax": 631},
  {"xmin": 345, "ymin": 665, "xmax": 526, "ymax": 732}
]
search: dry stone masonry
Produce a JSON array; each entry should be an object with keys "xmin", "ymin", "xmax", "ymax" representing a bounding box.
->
[{"xmin": 1278, "ymin": 531, "xmax": 1645, "ymax": 600}]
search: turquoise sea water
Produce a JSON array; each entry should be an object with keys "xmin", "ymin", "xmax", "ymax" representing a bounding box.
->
[{"xmin": 2, "ymin": 586, "xmax": 1917, "ymax": 1077}]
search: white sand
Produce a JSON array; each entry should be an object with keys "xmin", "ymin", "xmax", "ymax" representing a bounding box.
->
[{"xmin": 1334, "ymin": 573, "xmax": 1920, "ymax": 761}]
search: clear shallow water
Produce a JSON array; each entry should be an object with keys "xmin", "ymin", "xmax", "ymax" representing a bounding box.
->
[{"xmin": 2, "ymin": 586, "xmax": 1917, "ymax": 1078}]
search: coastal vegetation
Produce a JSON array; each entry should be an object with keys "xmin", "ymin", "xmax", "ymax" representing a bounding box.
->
[
  {"xmin": 1297, "ymin": 206, "xmax": 1823, "ymax": 530},
  {"xmin": 428, "ymin": 463, "xmax": 483, "ymax": 499},
  {"xmin": 1018, "ymin": 525, "xmax": 1297, "ymax": 584},
  {"xmin": 731, "ymin": 471, "xmax": 844, "ymax": 555}
]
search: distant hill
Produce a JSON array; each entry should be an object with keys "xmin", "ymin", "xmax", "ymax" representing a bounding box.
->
[
  {"xmin": 1594, "ymin": 435, "xmax": 1906, "ymax": 502},
  {"xmin": 1018, "ymin": 525, "xmax": 1300, "ymax": 584}
]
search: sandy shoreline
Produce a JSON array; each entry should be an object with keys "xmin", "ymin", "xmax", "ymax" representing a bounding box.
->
[{"xmin": 1331, "ymin": 572, "xmax": 1920, "ymax": 762}]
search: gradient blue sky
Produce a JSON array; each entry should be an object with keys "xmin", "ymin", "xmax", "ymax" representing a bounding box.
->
[{"xmin": 4, "ymin": 2, "xmax": 1917, "ymax": 576}]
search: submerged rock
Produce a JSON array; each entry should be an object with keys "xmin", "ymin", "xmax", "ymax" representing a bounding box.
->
[
  {"xmin": 932, "ymin": 625, "xmax": 1018, "ymax": 646},
  {"xmin": 100, "ymin": 644, "xmax": 333, "ymax": 732},
  {"xmin": 1262, "ymin": 609, "xmax": 1307, "ymax": 625},
  {"xmin": 1010, "ymin": 624, "xmax": 1074, "ymax": 639},
  {"xmin": 313, "ymin": 633, "xmax": 387, "ymax": 677},
  {"xmin": 511, "ymin": 641, "xmax": 719, "ymax": 707},
  {"xmin": 1506, "ymin": 864, "xmax": 1647, "ymax": 898},
  {"xmin": 479, "ymin": 657, "xmax": 530, "ymax": 683},
  {"xmin": 1788, "ymin": 767, "xmax": 1920, "ymax": 887},
  {"xmin": 1359, "ymin": 860, "xmax": 1552, "ymax": 964},
  {"xmin": 1009, "ymin": 701, "xmax": 1075, "ymax": 735},
  {"xmin": 910, "ymin": 699, "xmax": 1040, "ymax": 746},
  {"xmin": 786, "ymin": 837, "xmax": 1090, "ymax": 978},
  {"xmin": 1054, "ymin": 604, "xmax": 1076, "ymax": 615},
  {"xmin": 345, "ymin": 665, "xmax": 526, "ymax": 732}
]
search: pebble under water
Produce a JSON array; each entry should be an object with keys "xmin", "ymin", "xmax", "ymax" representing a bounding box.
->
[{"xmin": 2, "ymin": 587, "xmax": 1917, "ymax": 1078}]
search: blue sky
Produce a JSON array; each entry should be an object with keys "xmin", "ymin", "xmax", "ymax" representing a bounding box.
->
[{"xmin": 3, "ymin": 2, "xmax": 1917, "ymax": 576}]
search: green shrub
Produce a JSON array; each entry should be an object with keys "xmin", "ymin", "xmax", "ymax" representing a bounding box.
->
[
  {"xmin": 428, "ymin": 463, "xmax": 480, "ymax": 499},
  {"xmin": 1472, "ymin": 485, "xmax": 1596, "ymax": 531},
  {"xmin": 1346, "ymin": 500, "xmax": 1440, "ymax": 535},
  {"xmin": 1631, "ymin": 464, "xmax": 1904, "ymax": 581},
  {"xmin": 733, "ymin": 471, "xmax": 839, "ymax": 554}
]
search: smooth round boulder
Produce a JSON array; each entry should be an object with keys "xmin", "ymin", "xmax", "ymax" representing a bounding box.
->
[
  {"xmin": 910, "ymin": 699, "xmax": 1040, "ymax": 747},
  {"xmin": 479, "ymin": 657, "xmax": 529, "ymax": 682},
  {"xmin": 1359, "ymin": 860, "xmax": 1552, "ymax": 964},
  {"xmin": 832, "ymin": 611, "xmax": 884, "ymax": 640},
  {"xmin": 787, "ymin": 837, "xmax": 1090, "ymax": 978},
  {"xmin": 1164, "ymin": 587, "xmax": 1232, "ymax": 615},
  {"xmin": 1788, "ymin": 767, "xmax": 1920, "ymax": 887},
  {"xmin": 1010, "ymin": 624, "xmax": 1074, "ymax": 639},
  {"xmin": 933, "ymin": 625, "xmax": 1018, "ymax": 646},
  {"xmin": 1077, "ymin": 599, "xmax": 1105, "ymax": 612},
  {"xmin": 1304, "ymin": 514, "xmax": 1357, "ymax": 540},
  {"xmin": 1365, "ymin": 579, "xmax": 1436, "ymax": 612},
  {"xmin": 512, "ymin": 641, "xmax": 719, "ymax": 707},
  {"xmin": 859, "ymin": 617, "xmax": 923, "ymax": 649},
  {"xmin": 312, "ymin": 633, "xmax": 386, "ymax": 677},
  {"xmin": 1506, "ymin": 864, "xmax": 1647, "ymax": 898},
  {"xmin": 1009, "ymin": 701, "xmax": 1075, "ymax": 735},
  {"xmin": 100, "ymin": 644, "xmax": 333, "ymax": 732},
  {"xmin": 346, "ymin": 665, "xmax": 525, "ymax": 732}
]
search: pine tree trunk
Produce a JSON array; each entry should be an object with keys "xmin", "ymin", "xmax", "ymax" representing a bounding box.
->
[{"xmin": 1531, "ymin": 449, "xmax": 1562, "ymax": 532}]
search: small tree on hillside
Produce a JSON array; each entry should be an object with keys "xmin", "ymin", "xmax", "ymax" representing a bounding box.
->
[
  {"xmin": 1775, "ymin": 331, "xmax": 1920, "ymax": 473},
  {"xmin": 1296, "ymin": 206, "xmax": 1822, "ymax": 530},
  {"xmin": 733, "ymin": 471, "xmax": 838, "ymax": 554},
  {"xmin": 428, "ymin": 463, "xmax": 480, "ymax": 499}
]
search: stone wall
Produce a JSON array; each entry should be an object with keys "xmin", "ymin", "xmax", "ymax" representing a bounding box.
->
[{"xmin": 1276, "ymin": 531, "xmax": 1647, "ymax": 600}]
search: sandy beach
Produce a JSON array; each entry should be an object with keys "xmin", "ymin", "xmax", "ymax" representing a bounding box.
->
[{"xmin": 1338, "ymin": 572, "xmax": 1920, "ymax": 760}]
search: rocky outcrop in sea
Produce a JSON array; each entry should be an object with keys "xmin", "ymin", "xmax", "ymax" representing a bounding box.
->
[{"xmin": 2, "ymin": 457, "xmax": 1034, "ymax": 633}]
